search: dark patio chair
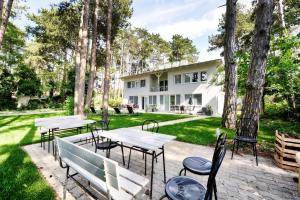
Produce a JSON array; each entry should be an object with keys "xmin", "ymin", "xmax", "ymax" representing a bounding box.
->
[
  {"xmin": 231, "ymin": 118, "xmax": 258, "ymax": 166},
  {"xmin": 127, "ymin": 105, "xmax": 135, "ymax": 114},
  {"xmin": 179, "ymin": 132, "xmax": 227, "ymax": 200},
  {"xmin": 114, "ymin": 107, "xmax": 122, "ymax": 114},
  {"xmin": 90, "ymin": 120, "xmax": 125, "ymax": 165},
  {"xmin": 127, "ymin": 120, "xmax": 159, "ymax": 175},
  {"xmin": 159, "ymin": 144, "xmax": 227, "ymax": 200},
  {"xmin": 90, "ymin": 106, "xmax": 97, "ymax": 114}
]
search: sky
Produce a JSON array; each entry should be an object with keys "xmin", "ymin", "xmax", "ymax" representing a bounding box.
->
[{"xmin": 13, "ymin": 0, "xmax": 252, "ymax": 62}]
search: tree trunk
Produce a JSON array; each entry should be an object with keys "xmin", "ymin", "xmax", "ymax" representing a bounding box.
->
[
  {"xmin": 0, "ymin": 0, "xmax": 14, "ymax": 48},
  {"xmin": 74, "ymin": 0, "xmax": 90, "ymax": 117},
  {"xmin": 240, "ymin": 0, "xmax": 274, "ymax": 135},
  {"xmin": 85, "ymin": 0, "xmax": 100, "ymax": 109},
  {"xmin": 102, "ymin": 0, "xmax": 113, "ymax": 122},
  {"xmin": 221, "ymin": 0, "xmax": 238, "ymax": 129}
]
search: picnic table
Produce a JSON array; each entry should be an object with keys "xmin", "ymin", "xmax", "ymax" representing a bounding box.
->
[
  {"xmin": 96, "ymin": 127, "xmax": 176, "ymax": 199},
  {"xmin": 35, "ymin": 115, "xmax": 95, "ymax": 154}
]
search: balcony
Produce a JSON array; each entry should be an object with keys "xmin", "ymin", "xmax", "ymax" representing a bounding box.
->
[{"xmin": 150, "ymin": 86, "xmax": 168, "ymax": 92}]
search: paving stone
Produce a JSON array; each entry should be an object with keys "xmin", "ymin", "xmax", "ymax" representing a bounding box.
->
[{"xmin": 23, "ymin": 139, "xmax": 300, "ymax": 200}]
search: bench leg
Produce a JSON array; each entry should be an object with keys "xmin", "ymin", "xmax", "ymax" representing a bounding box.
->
[{"xmin": 121, "ymin": 143, "xmax": 125, "ymax": 166}]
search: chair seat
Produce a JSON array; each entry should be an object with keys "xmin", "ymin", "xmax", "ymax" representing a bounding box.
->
[
  {"xmin": 183, "ymin": 157, "xmax": 212, "ymax": 175},
  {"xmin": 96, "ymin": 141, "xmax": 118, "ymax": 150},
  {"xmin": 165, "ymin": 176, "xmax": 206, "ymax": 200},
  {"xmin": 235, "ymin": 136, "xmax": 257, "ymax": 143}
]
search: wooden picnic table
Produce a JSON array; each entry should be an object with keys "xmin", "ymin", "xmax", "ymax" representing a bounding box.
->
[{"xmin": 96, "ymin": 128, "xmax": 176, "ymax": 199}]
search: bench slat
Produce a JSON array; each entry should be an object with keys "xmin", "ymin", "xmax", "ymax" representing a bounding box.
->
[{"xmin": 119, "ymin": 168, "xmax": 149, "ymax": 187}]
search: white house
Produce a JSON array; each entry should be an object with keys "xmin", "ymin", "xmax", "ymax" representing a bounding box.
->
[{"xmin": 121, "ymin": 59, "xmax": 224, "ymax": 116}]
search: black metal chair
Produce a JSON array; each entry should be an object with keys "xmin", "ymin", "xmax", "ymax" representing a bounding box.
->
[
  {"xmin": 231, "ymin": 118, "xmax": 258, "ymax": 166},
  {"xmin": 90, "ymin": 106, "xmax": 97, "ymax": 114},
  {"xmin": 127, "ymin": 105, "xmax": 135, "ymax": 114},
  {"xmin": 159, "ymin": 144, "xmax": 227, "ymax": 200},
  {"xmin": 114, "ymin": 107, "xmax": 122, "ymax": 114},
  {"xmin": 178, "ymin": 133, "xmax": 227, "ymax": 200},
  {"xmin": 90, "ymin": 120, "xmax": 125, "ymax": 165},
  {"xmin": 127, "ymin": 120, "xmax": 159, "ymax": 175}
]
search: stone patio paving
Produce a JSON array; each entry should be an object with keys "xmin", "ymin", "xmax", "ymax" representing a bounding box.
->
[{"xmin": 24, "ymin": 139, "xmax": 299, "ymax": 200}]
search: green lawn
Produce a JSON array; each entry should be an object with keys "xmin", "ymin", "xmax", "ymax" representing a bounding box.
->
[
  {"xmin": 0, "ymin": 112, "xmax": 190, "ymax": 199},
  {"xmin": 158, "ymin": 117, "xmax": 300, "ymax": 152}
]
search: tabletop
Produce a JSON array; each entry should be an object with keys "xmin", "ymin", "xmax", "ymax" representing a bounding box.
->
[{"xmin": 96, "ymin": 128, "xmax": 176, "ymax": 151}]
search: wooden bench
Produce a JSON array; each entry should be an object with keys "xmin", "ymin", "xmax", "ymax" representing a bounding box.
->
[{"xmin": 56, "ymin": 138, "xmax": 149, "ymax": 200}]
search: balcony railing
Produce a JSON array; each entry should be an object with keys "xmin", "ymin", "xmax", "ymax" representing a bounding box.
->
[{"xmin": 150, "ymin": 86, "xmax": 168, "ymax": 92}]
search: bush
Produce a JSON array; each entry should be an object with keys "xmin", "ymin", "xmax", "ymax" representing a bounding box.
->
[
  {"xmin": 63, "ymin": 96, "xmax": 74, "ymax": 115},
  {"xmin": 264, "ymin": 100, "xmax": 289, "ymax": 118},
  {"xmin": 109, "ymin": 98, "xmax": 122, "ymax": 108}
]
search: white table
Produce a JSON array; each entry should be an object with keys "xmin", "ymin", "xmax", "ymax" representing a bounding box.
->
[
  {"xmin": 35, "ymin": 116, "xmax": 95, "ymax": 153},
  {"xmin": 96, "ymin": 128, "xmax": 176, "ymax": 199}
]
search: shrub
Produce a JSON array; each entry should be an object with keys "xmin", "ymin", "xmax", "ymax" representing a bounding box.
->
[
  {"xmin": 264, "ymin": 100, "xmax": 289, "ymax": 118},
  {"xmin": 109, "ymin": 98, "xmax": 122, "ymax": 108},
  {"xmin": 63, "ymin": 96, "xmax": 74, "ymax": 115}
]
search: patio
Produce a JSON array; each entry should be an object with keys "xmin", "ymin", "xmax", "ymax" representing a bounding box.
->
[{"xmin": 23, "ymin": 138, "xmax": 299, "ymax": 200}]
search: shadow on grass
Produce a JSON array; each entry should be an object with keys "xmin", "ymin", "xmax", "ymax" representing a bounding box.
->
[
  {"xmin": 0, "ymin": 126, "xmax": 55, "ymax": 199},
  {"xmin": 0, "ymin": 116, "xmax": 21, "ymax": 127}
]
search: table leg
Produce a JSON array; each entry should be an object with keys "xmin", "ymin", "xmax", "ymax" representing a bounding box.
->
[
  {"xmin": 162, "ymin": 145, "xmax": 166, "ymax": 183},
  {"xmin": 150, "ymin": 151, "xmax": 155, "ymax": 199},
  {"xmin": 52, "ymin": 129, "xmax": 55, "ymax": 156},
  {"xmin": 48, "ymin": 129, "xmax": 51, "ymax": 153}
]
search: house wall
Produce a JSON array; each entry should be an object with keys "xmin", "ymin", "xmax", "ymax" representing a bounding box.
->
[{"xmin": 122, "ymin": 61, "xmax": 224, "ymax": 116}]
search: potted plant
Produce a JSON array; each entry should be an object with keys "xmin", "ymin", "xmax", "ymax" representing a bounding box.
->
[{"xmin": 205, "ymin": 105, "xmax": 213, "ymax": 116}]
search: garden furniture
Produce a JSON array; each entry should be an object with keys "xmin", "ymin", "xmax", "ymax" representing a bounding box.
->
[
  {"xmin": 90, "ymin": 120, "xmax": 126, "ymax": 165},
  {"xmin": 127, "ymin": 120, "xmax": 159, "ymax": 173},
  {"xmin": 159, "ymin": 144, "xmax": 226, "ymax": 200},
  {"xmin": 179, "ymin": 132, "xmax": 227, "ymax": 200},
  {"xmin": 56, "ymin": 137, "xmax": 149, "ymax": 200},
  {"xmin": 231, "ymin": 118, "xmax": 258, "ymax": 166},
  {"xmin": 95, "ymin": 127, "xmax": 176, "ymax": 199}
]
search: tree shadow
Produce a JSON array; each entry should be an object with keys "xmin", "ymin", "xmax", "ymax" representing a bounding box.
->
[
  {"xmin": 0, "ymin": 126, "xmax": 56, "ymax": 199},
  {"xmin": 0, "ymin": 115, "xmax": 21, "ymax": 127}
]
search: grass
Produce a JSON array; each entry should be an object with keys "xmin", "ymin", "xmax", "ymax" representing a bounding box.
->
[
  {"xmin": 158, "ymin": 117, "xmax": 300, "ymax": 152},
  {"xmin": 0, "ymin": 112, "xmax": 189, "ymax": 199}
]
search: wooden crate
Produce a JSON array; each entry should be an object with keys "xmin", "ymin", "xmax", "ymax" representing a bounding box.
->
[{"xmin": 274, "ymin": 130, "xmax": 300, "ymax": 172}]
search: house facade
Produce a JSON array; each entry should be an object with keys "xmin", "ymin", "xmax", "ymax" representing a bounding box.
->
[{"xmin": 121, "ymin": 59, "xmax": 224, "ymax": 116}]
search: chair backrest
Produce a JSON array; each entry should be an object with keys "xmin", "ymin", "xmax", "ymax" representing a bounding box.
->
[
  {"xmin": 205, "ymin": 144, "xmax": 227, "ymax": 200},
  {"xmin": 212, "ymin": 133, "xmax": 227, "ymax": 162},
  {"xmin": 127, "ymin": 106, "xmax": 134, "ymax": 114},
  {"xmin": 90, "ymin": 120, "xmax": 110, "ymax": 145},
  {"xmin": 56, "ymin": 138, "xmax": 120, "ymax": 196},
  {"xmin": 236, "ymin": 118, "xmax": 258, "ymax": 138},
  {"xmin": 114, "ymin": 107, "xmax": 121, "ymax": 114},
  {"xmin": 90, "ymin": 107, "xmax": 96, "ymax": 114},
  {"xmin": 142, "ymin": 120, "xmax": 159, "ymax": 133}
]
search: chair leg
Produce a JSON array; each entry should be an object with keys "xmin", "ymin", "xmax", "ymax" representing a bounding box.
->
[
  {"xmin": 127, "ymin": 148, "xmax": 132, "ymax": 169},
  {"xmin": 236, "ymin": 141, "xmax": 239, "ymax": 153},
  {"xmin": 231, "ymin": 140, "xmax": 235, "ymax": 159},
  {"xmin": 252, "ymin": 143, "xmax": 255, "ymax": 156},
  {"xmin": 154, "ymin": 152, "xmax": 158, "ymax": 163},
  {"xmin": 255, "ymin": 143, "xmax": 258, "ymax": 166},
  {"xmin": 95, "ymin": 147, "xmax": 97, "ymax": 153},
  {"xmin": 213, "ymin": 179, "xmax": 218, "ymax": 200},
  {"xmin": 179, "ymin": 168, "xmax": 186, "ymax": 176},
  {"xmin": 159, "ymin": 194, "xmax": 167, "ymax": 200},
  {"xmin": 121, "ymin": 144, "xmax": 125, "ymax": 166},
  {"xmin": 144, "ymin": 153, "xmax": 147, "ymax": 176}
]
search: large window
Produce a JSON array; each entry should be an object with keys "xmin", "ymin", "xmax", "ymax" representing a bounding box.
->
[
  {"xmin": 176, "ymin": 95, "xmax": 181, "ymax": 105},
  {"xmin": 149, "ymin": 95, "xmax": 157, "ymax": 105},
  {"xmin": 192, "ymin": 72, "xmax": 199, "ymax": 82},
  {"xmin": 129, "ymin": 96, "xmax": 138, "ymax": 105},
  {"xmin": 201, "ymin": 72, "xmax": 207, "ymax": 82},
  {"xmin": 185, "ymin": 94, "xmax": 202, "ymax": 105},
  {"xmin": 127, "ymin": 82, "xmax": 131, "ymax": 88},
  {"xmin": 160, "ymin": 95, "xmax": 164, "ymax": 105},
  {"xmin": 140, "ymin": 80, "xmax": 146, "ymax": 87},
  {"xmin": 175, "ymin": 74, "xmax": 181, "ymax": 84},
  {"xmin": 184, "ymin": 73, "xmax": 192, "ymax": 83}
]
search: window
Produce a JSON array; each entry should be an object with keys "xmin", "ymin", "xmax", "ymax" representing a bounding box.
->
[
  {"xmin": 192, "ymin": 72, "xmax": 199, "ymax": 82},
  {"xmin": 176, "ymin": 95, "xmax": 181, "ymax": 105},
  {"xmin": 193, "ymin": 94, "xmax": 202, "ymax": 105},
  {"xmin": 160, "ymin": 95, "xmax": 164, "ymax": 105},
  {"xmin": 175, "ymin": 74, "xmax": 181, "ymax": 84},
  {"xmin": 132, "ymin": 81, "xmax": 136, "ymax": 88},
  {"xmin": 127, "ymin": 82, "xmax": 131, "ymax": 88},
  {"xmin": 140, "ymin": 80, "xmax": 146, "ymax": 87},
  {"xmin": 185, "ymin": 94, "xmax": 193, "ymax": 105},
  {"xmin": 129, "ymin": 96, "xmax": 138, "ymax": 105},
  {"xmin": 135, "ymin": 81, "xmax": 139, "ymax": 88},
  {"xmin": 201, "ymin": 72, "xmax": 207, "ymax": 82},
  {"xmin": 185, "ymin": 94, "xmax": 202, "ymax": 105},
  {"xmin": 184, "ymin": 73, "xmax": 192, "ymax": 83},
  {"xmin": 149, "ymin": 95, "xmax": 157, "ymax": 105}
]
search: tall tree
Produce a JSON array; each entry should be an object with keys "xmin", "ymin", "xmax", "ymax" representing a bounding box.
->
[
  {"xmin": 221, "ymin": 0, "xmax": 238, "ymax": 129},
  {"xmin": 74, "ymin": 0, "xmax": 90, "ymax": 116},
  {"xmin": 240, "ymin": 0, "xmax": 274, "ymax": 134},
  {"xmin": 102, "ymin": 0, "xmax": 112, "ymax": 122},
  {"xmin": 0, "ymin": 0, "xmax": 14, "ymax": 47},
  {"xmin": 85, "ymin": 0, "xmax": 100, "ymax": 109}
]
